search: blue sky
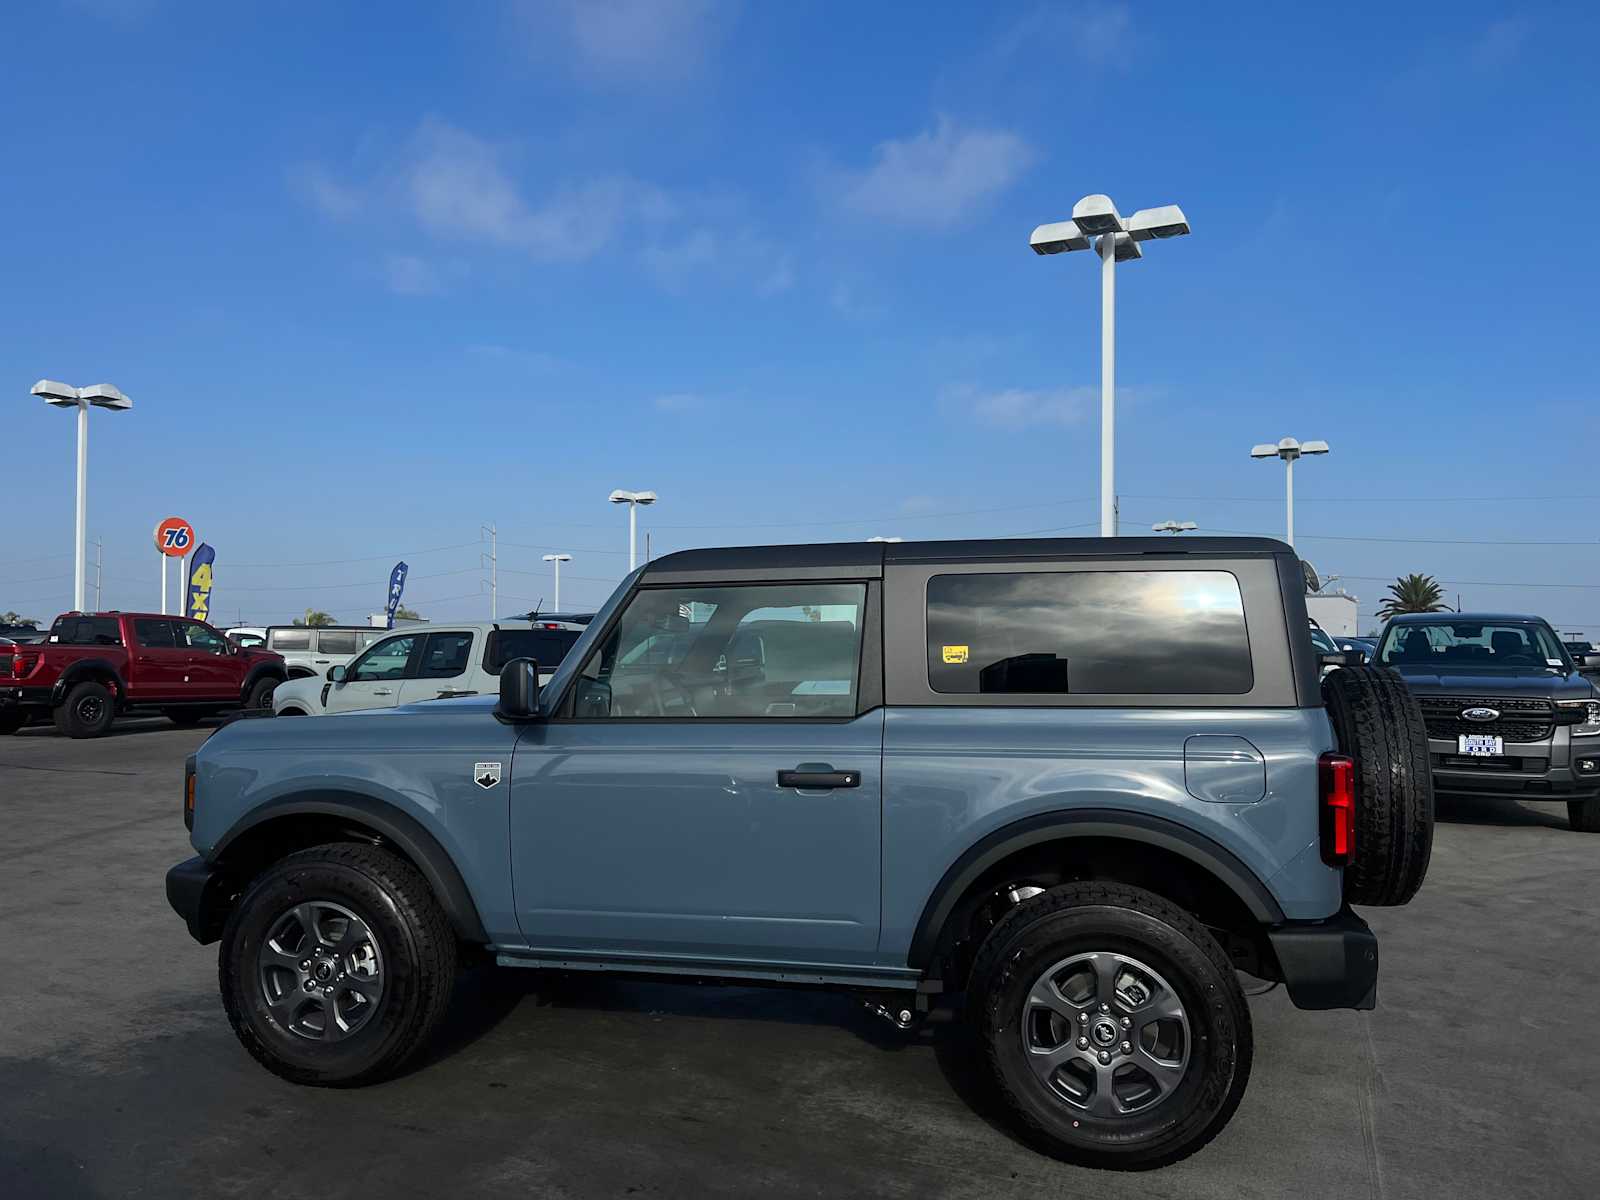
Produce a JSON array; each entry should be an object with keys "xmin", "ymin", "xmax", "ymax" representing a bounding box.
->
[{"xmin": 4, "ymin": 1, "xmax": 1598, "ymax": 633}]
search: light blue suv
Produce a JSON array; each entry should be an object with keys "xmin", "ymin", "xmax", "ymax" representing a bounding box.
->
[{"xmin": 167, "ymin": 536, "xmax": 1432, "ymax": 1169}]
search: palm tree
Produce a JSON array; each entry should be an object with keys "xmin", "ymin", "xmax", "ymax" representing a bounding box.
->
[
  {"xmin": 394, "ymin": 605, "xmax": 421, "ymax": 621},
  {"xmin": 1377, "ymin": 574, "xmax": 1447, "ymax": 620},
  {"xmin": 294, "ymin": 609, "xmax": 336, "ymax": 627}
]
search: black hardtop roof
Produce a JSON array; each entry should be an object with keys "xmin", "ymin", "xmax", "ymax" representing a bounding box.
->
[
  {"xmin": 1386, "ymin": 612, "xmax": 1547, "ymax": 625},
  {"xmin": 642, "ymin": 535, "xmax": 1293, "ymax": 580}
]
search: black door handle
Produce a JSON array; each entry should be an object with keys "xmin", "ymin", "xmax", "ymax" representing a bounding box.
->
[{"xmin": 777, "ymin": 769, "xmax": 860, "ymax": 789}]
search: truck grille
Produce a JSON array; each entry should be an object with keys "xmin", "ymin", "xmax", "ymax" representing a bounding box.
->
[{"xmin": 1417, "ymin": 695, "xmax": 1554, "ymax": 743}]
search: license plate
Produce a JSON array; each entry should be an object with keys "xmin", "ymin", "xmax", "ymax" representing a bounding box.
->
[{"xmin": 1459, "ymin": 734, "xmax": 1503, "ymax": 756}]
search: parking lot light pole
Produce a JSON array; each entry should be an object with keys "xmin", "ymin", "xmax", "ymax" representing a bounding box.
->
[
  {"xmin": 1250, "ymin": 438, "xmax": 1330, "ymax": 548},
  {"xmin": 609, "ymin": 489, "xmax": 657, "ymax": 571},
  {"xmin": 31, "ymin": 380, "xmax": 132, "ymax": 612},
  {"xmin": 1031, "ymin": 197, "xmax": 1190, "ymax": 537},
  {"xmin": 542, "ymin": 553, "xmax": 571, "ymax": 610},
  {"xmin": 1152, "ymin": 520, "xmax": 1198, "ymax": 534}
]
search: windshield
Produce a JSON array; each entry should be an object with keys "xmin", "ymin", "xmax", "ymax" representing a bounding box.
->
[{"xmin": 1379, "ymin": 620, "xmax": 1569, "ymax": 670}]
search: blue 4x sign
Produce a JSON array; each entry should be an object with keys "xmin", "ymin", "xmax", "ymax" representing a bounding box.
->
[{"xmin": 187, "ymin": 543, "xmax": 216, "ymax": 621}]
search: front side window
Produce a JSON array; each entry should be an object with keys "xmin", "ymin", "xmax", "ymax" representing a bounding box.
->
[
  {"xmin": 417, "ymin": 632, "xmax": 474, "ymax": 679},
  {"xmin": 926, "ymin": 570, "xmax": 1253, "ymax": 695},
  {"xmin": 180, "ymin": 623, "xmax": 228, "ymax": 654},
  {"xmin": 349, "ymin": 634, "xmax": 418, "ymax": 681},
  {"xmin": 574, "ymin": 582, "xmax": 866, "ymax": 718}
]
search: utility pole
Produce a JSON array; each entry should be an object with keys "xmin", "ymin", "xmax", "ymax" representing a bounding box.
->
[
  {"xmin": 94, "ymin": 537, "xmax": 103, "ymax": 609},
  {"xmin": 481, "ymin": 524, "xmax": 498, "ymax": 620}
]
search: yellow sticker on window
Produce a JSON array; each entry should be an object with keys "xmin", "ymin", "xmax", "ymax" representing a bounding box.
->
[{"xmin": 942, "ymin": 645, "xmax": 969, "ymax": 664}]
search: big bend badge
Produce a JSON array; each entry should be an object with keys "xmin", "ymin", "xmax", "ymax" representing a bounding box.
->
[{"xmin": 473, "ymin": 762, "xmax": 502, "ymax": 790}]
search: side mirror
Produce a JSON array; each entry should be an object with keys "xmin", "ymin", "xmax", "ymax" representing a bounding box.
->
[
  {"xmin": 498, "ymin": 657, "xmax": 541, "ymax": 719},
  {"xmin": 329, "ymin": 665, "xmax": 347, "ymax": 683}
]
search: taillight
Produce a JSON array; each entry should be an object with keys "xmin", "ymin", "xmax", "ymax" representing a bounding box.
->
[
  {"xmin": 1319, "ymin": 752, "xmax": 1355, "ymax": 867},
  {"xmin": 184, "ymin": 756, "xmax": 197, "ymax": 831},
  {"xmin": 10, "ymin": 650, "xmax": 37, "ymax": 678}
]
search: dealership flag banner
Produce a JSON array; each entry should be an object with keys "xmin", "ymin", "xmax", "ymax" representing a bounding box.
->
[
  {"xmin": 186, "ymin": 543, "xmax": 216, "ymax": 622},
  {"xmin": 385, "ymin": 561, "xmax": 409, "ymax": 628}
]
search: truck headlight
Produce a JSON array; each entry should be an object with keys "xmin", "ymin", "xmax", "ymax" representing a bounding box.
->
[{"xmin": 1558, "ymin": 700, "xmax": 1600, "ymax": 736}]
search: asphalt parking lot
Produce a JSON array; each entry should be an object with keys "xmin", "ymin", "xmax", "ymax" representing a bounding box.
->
[{"xmin": 2, "ymin": 721, "xmax": 1596, "ymax": 1199}]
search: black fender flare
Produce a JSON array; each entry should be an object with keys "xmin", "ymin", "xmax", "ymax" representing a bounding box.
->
[
  {"xmin": 51, "ymin": 658, "xmax": 128, "ymax": 705},
  {"xmin": 240, "ymin": 663, "xmax": 287, "ymax": 702},
  {"xmin": 907, "ymin": 808, "xmax": 1286, "ymax": 970},
  {"xmin": 212, "ymin": 790, "xmax": 488, "ymax": 944}
]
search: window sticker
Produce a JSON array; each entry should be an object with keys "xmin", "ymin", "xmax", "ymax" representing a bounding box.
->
[{"xmin": 942, "ymin": 645, "xmax": 970, "ymax": 664}]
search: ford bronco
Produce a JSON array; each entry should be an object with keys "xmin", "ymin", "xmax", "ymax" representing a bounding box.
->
[{"xmin": 166, "ymin": 537, "xmax": 1432, "ymax": 1169}]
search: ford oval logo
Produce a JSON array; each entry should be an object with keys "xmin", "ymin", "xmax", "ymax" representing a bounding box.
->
[{"xmin": 1462, "ymin": 707, "xmax": 1500, "ymax": 722}]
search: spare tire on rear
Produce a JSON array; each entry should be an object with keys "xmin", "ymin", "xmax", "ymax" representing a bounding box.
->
[{"xmin": 1321, "ymin": 665, "xmax": 1434, "ymax": 907}]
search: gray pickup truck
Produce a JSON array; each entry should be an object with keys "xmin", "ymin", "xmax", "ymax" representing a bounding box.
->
[{"xmin": 167, "ymin": 536, "xmax": 1432, "ymax": 1169}]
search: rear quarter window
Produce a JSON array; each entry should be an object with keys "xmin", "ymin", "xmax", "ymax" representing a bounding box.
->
[
  {"xmin": 926, "ymin": 569, "xmax": 1253, "ymax": 695},
  {"xmin": 49, "ymin": 616, "xmax": 124, "ymax": 646},
  {"xmin": 270, "ymin": 629, "xmax": 311, "ymax": 651}
]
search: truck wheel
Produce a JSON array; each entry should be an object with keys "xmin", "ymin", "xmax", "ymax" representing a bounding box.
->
[
  {"xmin": 0, "ymin": 711, "xmax": 24, "ymax": 735},
  {"xmin": 1321, "ymin": 665, "xmax": 1434, "ymax": 907},
  {"xmin": 219, "ymin": 844, "xmax": 457, "ymax": 1086},
  {"xmin": 970, "ymin": 882, "xmax": 1252, "ymax": 1171},
  {"xmin": 1569, "ymin": 798, "xmax": 1600, "ymax": 833},
  {"xmin": 244, "ymin": 677, "xmax": 278, "ymax": 711},
  {"xmin": 53, "ymin": 681, "xmax": 116, "ymax": 738}
]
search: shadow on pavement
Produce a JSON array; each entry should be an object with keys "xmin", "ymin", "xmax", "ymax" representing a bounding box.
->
[{"xmin": 1434, "ymin": 792, "xmax": 1570, "ymax": 830}]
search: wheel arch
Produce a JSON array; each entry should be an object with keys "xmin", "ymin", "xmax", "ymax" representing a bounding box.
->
[
  {"xmin": 241, "ymin": 663, "xmax": 288, "ymax": 701},
  {"xmin": 211, "ymin": 791, "xmax": 488, "ymax": 945},
  {"xmin": 908, "ymin": 809, "xmax": 1285, "ymax": 979},
  {"xmin": 51, "ymin": 659, "xmax": 127, "ymax": 704}
]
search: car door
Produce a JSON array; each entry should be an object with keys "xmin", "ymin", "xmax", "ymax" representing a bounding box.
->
[
  {"xmin": 128, "ymin": 618, "xmax": 187, "ymax": 700},
  {"xmin": 395, "ymin": 631, "xmax": 479, "ymax": 704},
  {"xmin": 509, "ymin": 579, "xmax": 884, "ymax": 965},
  {"xmin": 321, "ymin": 632, "xmax": 421, "ymax": 714},
  {"xmin": 176, "ymin": 620, "xmax": 235, "ymax": 696}
]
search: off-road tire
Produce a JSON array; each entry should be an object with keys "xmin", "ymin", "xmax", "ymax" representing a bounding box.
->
[
  {"xmin": 163, "ymin": 708, "xmax": 208, "ymax": 727},
  {"xmin": 219, "ymin": 844, "xmax": 457, "ymax": 1086},
  {"xmin": 1568, "ymin": 798, "xmax": 1600, "ymax": 833},
  {"xmin": 244, "ymin": 677, "xmax": 278, "ymax": 711},
  {"xmin": 53, "ymin": 681, "xmax": 116, "ymax": 738},
  {"xmin": 0, "ymin": 711, "xmax": 24, "ymax": 735},
  {"xmin": 1321, "ymin": 665, "xmax": 1434, "ymax": 906},
  {"xmin": 970, "ymin": 882, "xmax": 1252, "ymax": 1171}
]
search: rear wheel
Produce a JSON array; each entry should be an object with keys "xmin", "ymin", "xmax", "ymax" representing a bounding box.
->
[
  {"xmin": 244, "ymin": 677, "xmax": 278, "ymax": 711},
  {"xmin": 219, "ymin": 844, "xmax": 456, "ymax": 1086},
  {"xmin": 971, "ymin": 882, "xmax": 1251, "ymax": 1170},
  {"xmin": 53, "ymin": 681, "xmax": 116, "ymax": 738},
  {"xmin": 1322, "ymin": 665, "xmax": 1434, "ymax": 906},
  {"xmin": 1569, "ymin": 798, "xmax": 1600, "ymax": 832}
]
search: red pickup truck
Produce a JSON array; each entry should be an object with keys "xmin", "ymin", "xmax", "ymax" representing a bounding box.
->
[{"xmin": 0, "ymin": 611, "xmax": 287, "ymax": 738}]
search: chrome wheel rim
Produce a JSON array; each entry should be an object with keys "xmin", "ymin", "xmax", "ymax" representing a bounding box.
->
[
  {"xmin": 1021, "ymin": 951, "xmax": 1191, "ymax": 1118},
  {"xmin": 257, "ymin": 901, "xmax": 384, "ymax": 1042}
]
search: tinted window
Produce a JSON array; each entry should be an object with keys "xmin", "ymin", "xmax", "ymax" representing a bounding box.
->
[
  {"xmin": 229, "ymin": 632, "xmax": 266, "ymax": 648},
  {"xmin": 180, "ymin": 623, "xmax": 228, "ymax": 654},
  {"xmin": 575, "ymin": 583, "xmax": 865, "ymax": 718},
  {"xmin": 350, "ymin": 634, "xmax": 417, "ymax": 681},
  {"xmin": 316, "ymin": 630, "xmax": 358, "ymax": 655},
  {"xmin": 417, "ymin": 632, "xmax": 474, "ymax": 679},
  {"xmin": 486, "ymin": 629, "xmax": 581, "ymax": 673},
  {"xmin": 133, "ymin": 619, "xmax": 176, "ymax": 648},
  {"xmin": 270, "ymin": 629, "xmax": 311, "ymax": 651},
  {"xmin": 49, "ymin": 616, "xmax": 123, "ymax": 646},
  {"xmin": 926, "ymin": 571, "xmax": 1252, "ymax": 695}
]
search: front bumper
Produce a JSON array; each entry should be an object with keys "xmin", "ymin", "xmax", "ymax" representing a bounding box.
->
[
  {"xmin": 1267, "ymin": 907, "xmax": 1378, "ymax": 1011},
  {"xmin": 166, "ymin": 856, "xmax": 234, "ymax": 945},
  {"xmin": 1430, "ymin": 734, "xmax": 1600, "ymax": 802}
]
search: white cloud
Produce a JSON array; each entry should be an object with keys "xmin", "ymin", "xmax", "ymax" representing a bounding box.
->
[
  {"xmin": 833, "ymin": 117, "xmax": 1035, "ymax": 229},
  {"xmin": 521, "ymin": 0, "xmax": 730, "ymax": 86},
  {"xmin": 291, "ymin": 163, "xmax": 364, "ymax": 219},
  {"xmin": 383, "ymin": 254, "xmax": 443, "ymax": 296},
  {"xmin": 945, "ymin": 383, "xmax": 1093, "ymax": 431}
]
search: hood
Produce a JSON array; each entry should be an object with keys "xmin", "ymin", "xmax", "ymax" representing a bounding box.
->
[
  {"xmin": 1388, "ymin": 665, "xmax": 1596, "ymax": 700},
  {"xmin": 243, "ymin": 648, "xmax": 284, "ymax": 665}
]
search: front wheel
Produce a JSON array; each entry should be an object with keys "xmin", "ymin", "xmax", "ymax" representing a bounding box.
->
[
  {"xmin": 971, "ymin": 882, "xmax": 1252, "ymax": 1171},
  {"xmin": 244, "ymin": 677, "xmax": 278, "ymax": 711},
  {"xmin": 219, "ymin": 844, "xmax": 457, "ymax": 1086}
]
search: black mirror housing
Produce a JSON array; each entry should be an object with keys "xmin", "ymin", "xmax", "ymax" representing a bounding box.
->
[{"xmin": 498, "ymin": 657, "xmax": 541, "ymax": 719}]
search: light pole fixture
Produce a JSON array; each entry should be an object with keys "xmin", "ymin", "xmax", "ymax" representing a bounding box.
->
[
  {"xmin": 542, "ymin": 553, "xmax": 571, "ymax": 610},
  {"xmin": 32, "ymin": 380, "xmax": 133, "ymax": 612},
  {"xmin": 1031, "ymin": 195, "xmax": 1190, "ymax": 538},
  {"xmin": 866, "ymin": 536, "xmax": 903, "ymax": 543},
  {"xmin": 1250, "ymin": 437, "xmax": 1330, "ymax": 548},
  {"xmin": 608, "ymin": 489, "xmax": 657, "ymax": 571},
  {"xmin": 1152, "ymin": 520, "xmax": 1198, "ymax": 534}
]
